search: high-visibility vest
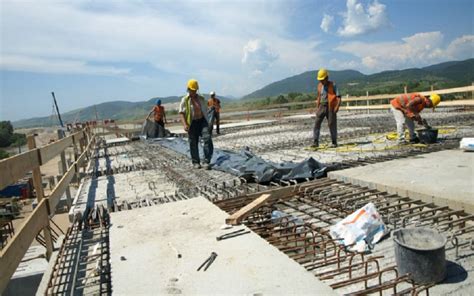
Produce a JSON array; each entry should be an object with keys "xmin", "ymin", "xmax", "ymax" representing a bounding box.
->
[
  {"xmin": 317, "ymin": 81, "xmax": 338, "ymax": 111},
  {"xmin": 391, "ymin": 93, "xmax": 427, "ymax": 114},
  {"xmin": 184, "ymin": 95, "xmax": 206, "ymax": 126},
  {"xmin": 208, "ymin": 98, "xmax": 221, "ymax": 113},
  {"xmin": 153, "ymin": 105, "xmax": 165, "ymax": 121}
]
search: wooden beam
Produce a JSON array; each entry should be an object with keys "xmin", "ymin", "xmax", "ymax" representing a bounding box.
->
[
  {"xmin": 76, "ymin": 148, "xmax": 88, "ymax": 167},
  {"xmin": 72, "ymin": 131, "xmax": 84, "ymax": 142},
  {"xmin": 39, "ymin": 136, "xmax": 73, "ymax": 164},
  {"xmin": 226, "ymin": 194, "xmax": 272, "ymax": 225},
  {"xmin": 27, "ymin": 135, "xmax": 53, "ymax": 260},
  {"xmin": 0, "ymin": 199, "xmax": 49, "ymax": 293},
  {"xmin": 0, "ymin": 150, "xmax": 39, "ymax": 190},
  {"xmin": 57, "ymin": 130, "xmax": 72, "ymax": 208},
  {"xmin": 47, "ymin": 164, "xmax": 76, "ymax": 212}
]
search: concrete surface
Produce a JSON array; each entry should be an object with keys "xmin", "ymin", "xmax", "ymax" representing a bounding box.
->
[
  {"xmin": 329, "ymin": 149, "xmax": 474, "ymax": 213},
  {"xmin": 69, "ymin": 170, "xmax": 178, "ymax": 221},
  {"xmin": 3, "ymin": 246, "xmax": 48, "ymax": 296},
  {"xmin": 168, "ymin": 119, "xmax": 275, "ymax": 135},
  {"xmin": 105, "ymin": 137, "xmax": 130, "ymax": 145},
  {"xmin": 109, "ymin": 197, "xmax": 336, "ymax": 295}
]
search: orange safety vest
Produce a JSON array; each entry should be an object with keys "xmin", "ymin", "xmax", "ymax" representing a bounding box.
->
[
  {"xmin": 317, "ymin": 81, "xmax": 339, "ymax": 111},
  {"xmin": 153, "ymin": 105, "xmax": 165, "ymax": 121},
  {"xmin": 391, "ymin": 93, "xmax": 427, "ymax": 116},
  {"xmin": 208, "ymin": 98, "xmax": 221, "ymax": 113}
]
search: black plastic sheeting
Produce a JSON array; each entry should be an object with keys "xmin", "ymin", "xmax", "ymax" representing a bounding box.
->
[
  {"xmin": 142, "ymin": 119, "xmax": 169, "ymax": 138},
  {"xmin": 150, "ymin": 137, "xmax": 326, "ymax": 183}
]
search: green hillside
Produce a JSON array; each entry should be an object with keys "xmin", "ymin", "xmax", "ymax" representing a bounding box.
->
[
  {"xmin": 13, "ymin": 94, "xmax": 228, "ymax": 128},
  {"xmin": 243, "ymin": 58, "xmax": 474, "ymax": 99},
  {"xmin": 13, "ymin": 59, "xmax": 473, "ymax": 128}
]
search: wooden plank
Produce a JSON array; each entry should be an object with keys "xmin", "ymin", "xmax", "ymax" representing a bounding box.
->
[
  {"xmin": 57, "ymin": 130, "xmax": 72, "ymax": 208},
  {"xmin": 76, "ymin": 149, "xmax": 88, "ymax": 167},
  {"xmin": 48, "ymin": 164, "xmax": 76, "ymax": 212},
  {"xmin": 0, "ymin": 150, "xmax": 40, "ymax": 190},
  {"xmin": 27, "ymin": 135, "xmax": 53, "ymax": 260},
  {"xmin": 0, "ymin": 199, "xmax": 49, "ymax": 293},
  {"xmin": 226, "ymin": 194, "xmax": 272, "ymax": 225},
  {"xmin": 39, "ymin": 136, "xmax": 73, "ymax": 164},
  {"xmin": 72, "ymin": 131, "xmax": 84, "ymax": 142}
]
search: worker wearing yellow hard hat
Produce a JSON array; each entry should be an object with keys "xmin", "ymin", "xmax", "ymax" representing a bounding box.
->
[
  {"xmin": 312, "ymin": 68, "xmax": 342, "ymax": 148},
  {"xmin": 179, "ymin": 79, "xmax": 214, "ymax": 170},
  {"xmin": 390, "ymin": 92, "xmax": 441, "ymax": 144}
]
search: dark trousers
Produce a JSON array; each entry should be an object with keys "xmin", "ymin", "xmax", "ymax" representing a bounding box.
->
[
  {"xmin": 313, "ymin": 104, "xmax": 337, "ymax": 144},
  {"xmin": 208, "ymin": 109, "xmax": 220, "ymax": 134},
  {"xmin": 154, "ymin": 120, "xmax": 165, "ymax": 138},
  {"xmin": 188, "ymin": 118, "xmax": 213, "ymax": 164}
]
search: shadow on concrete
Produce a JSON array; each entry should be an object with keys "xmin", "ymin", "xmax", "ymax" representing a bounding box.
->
[{"xmin": 442, "ymin": 260, "xmax": 468, "ymax": 284}]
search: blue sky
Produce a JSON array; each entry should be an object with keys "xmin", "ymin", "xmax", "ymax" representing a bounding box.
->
[{"xmin": 1, "ymin": 0, "xmax": 473, "ymax": 121}]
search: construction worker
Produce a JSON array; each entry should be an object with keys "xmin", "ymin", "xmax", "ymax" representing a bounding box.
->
[
  {"xmin": 313, "ymin": 68, "xmax": 342, "ymax": 148},
  {"xmin": 146, "ymin": 99, "xmax": 167, "ymax": 137},
  {"xmin": 390, "ymin": 93, "xmax": 440, "ymax": 143},
  {"xmin": 179, "ymin": 79, "xmax": 214, "ymax": 170},
  {"xmin": 207, "ymin": 91, "xmax": 221, "ymax": 135}
]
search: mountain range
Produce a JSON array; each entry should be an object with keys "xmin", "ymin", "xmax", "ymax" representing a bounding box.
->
[
  {"xmin": 243, "ymin": 58, "xmax": 474, "ymax": 99},
  {"xmin": 13, "ymin": 58, "xmax": 473, "ymax": 128}
]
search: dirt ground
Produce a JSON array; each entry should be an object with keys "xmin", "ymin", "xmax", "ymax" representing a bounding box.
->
[{"xmin": 3, "ymin": 128, "xmax": 77, "ymax": 249}]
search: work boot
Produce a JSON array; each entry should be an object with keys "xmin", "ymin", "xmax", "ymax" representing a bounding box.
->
[
  {"xmin": 329, "ymin": 143, "xmax": 338, "ymax": 148},
  {"xmin": 193, "ymin": 163, "xmax": 201, "ymax": 169},
  {"xmin": 397, "ymin": 139, "xmax": 407, "ymax": 145},
  {"xmin": 203, "ymin": 163, "xmax": 211, "ymax": 170},
  {"xmin": 409, "ymin": 137, "xmax": 420, "ymax": 144},
  {"xmin": 310, "ymin": 141, "xmax": 319, "ymax": 148}
]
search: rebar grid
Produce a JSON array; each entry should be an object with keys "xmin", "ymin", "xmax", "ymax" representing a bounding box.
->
[{"xmin": 214, "ymin": 177, "xmax": 474, "ymax": 295}]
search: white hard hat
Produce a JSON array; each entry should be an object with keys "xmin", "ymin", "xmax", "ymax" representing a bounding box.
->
[{"xmin": 210, "ymin": 91, "xmax": 215, "ymax": 96}]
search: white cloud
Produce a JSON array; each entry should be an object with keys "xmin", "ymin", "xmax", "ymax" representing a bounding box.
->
[
  {"xmin": 335, "ymin": 32, "xmax": 474, "ymax": 71},
  {"xmin": 446, "ymin": 35, "xmax": 474, "ymax": 60},
  {"xmin": 0, "ymin": 55, "xmax": 130, "ymax": 75},
  {"xmin": 320, "ymin": 14, "xmax": 334, "ymax": 33},
  {"xmin": 0, "ymin": 0, "xmax": 323, "ymax": 96},
  {"xmin": 338, "ymin": 0, "xmax": 388, "ymax": 37},
  {"xmin": 242, "ymin": 39, "xmax": 279, "ymax": 75}
]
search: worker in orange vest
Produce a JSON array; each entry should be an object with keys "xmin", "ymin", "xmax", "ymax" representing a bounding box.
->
[
  {"xmin": 146, "ymin": 99, "xmax": 167, "ymax": 137},
  {"xmin": 207, "ymin": 91, "xmax": 221, "ymax": 135},
  {"xmin": 390, "ymin": 93, "xmax": 440, "ymax": 143},
  {"xmin": 312, "ymin": 68, "xmax": 342, "ymax": 148}
]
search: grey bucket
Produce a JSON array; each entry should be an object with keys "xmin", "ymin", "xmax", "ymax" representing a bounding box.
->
[{"xmin": 393, "ymin": 228, "xmax": 447, "ymax": 284}]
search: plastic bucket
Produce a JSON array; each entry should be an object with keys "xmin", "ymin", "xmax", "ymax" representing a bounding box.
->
[
  {"xmin": 417, "ymin": 128, "xmax": 438, "ymax": 144},
  {"xmin": 393, "ymin": 228, "xmax": 447, "ymax": 284}
]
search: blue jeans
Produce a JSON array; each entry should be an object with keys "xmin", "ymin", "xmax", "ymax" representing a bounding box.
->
[{"xmin": 188, "ymin": 118, "xmax": 213, "ymax": 164}]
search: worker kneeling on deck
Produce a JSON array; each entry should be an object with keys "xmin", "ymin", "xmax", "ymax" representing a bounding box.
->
[
  {"xmin": 146, "ymin": 99, "xmax": 167, "ymax": 137},
  {"xmin": 312, "ymin": 68, "xmax": 342, "ymax": 148},
  {"xmin": 390, "ymin": 93, "xmax": 441, "ymax": 144},
  {"xmin": 179, "ymin": 79, "xmax": 214, "ymax": 170}
]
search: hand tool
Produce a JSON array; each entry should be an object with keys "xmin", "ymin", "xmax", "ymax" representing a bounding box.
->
[
  {"xmin": 216, "ymin": 228, "xmax": 251, "ymax": 241},
  {"xmin": 197, "ymin": 252, "xmax": 218, "ymax": 271}
]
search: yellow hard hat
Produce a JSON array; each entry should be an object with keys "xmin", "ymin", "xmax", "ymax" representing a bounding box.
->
[
  {"xmin": 317, "ymin": 68, "xmax": 328, "ymax": 81},
  {"xmin": 430, "ymin": 93, "xmax": 441, "ymax": 107},
  {"xmin": 187, "ymin": 79, "xmax": 199, "ymax": 91}
]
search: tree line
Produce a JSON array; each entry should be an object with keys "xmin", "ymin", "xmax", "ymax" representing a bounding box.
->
[{"xmin": 0, "ymin": 121, "xmax": 26, "ymax": 159}]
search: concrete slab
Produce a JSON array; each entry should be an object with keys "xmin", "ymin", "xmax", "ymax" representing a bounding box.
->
[
  {"xmin": 109, "ymin": 198, "xmax": 335, "ymax": 295},
  {"xmin": 69, "ymin": 170, "xmax": 178, "ymax": 221},
  {"xmin": 329, "ymin": 149, "xmax": 474, "ymax": 213},
  {"xmin": 4, "ymin": 246, "xmax": 48, "ymax": 296},
  {"xmin": 105, "ymin": 137, "xmax": 130, "ymax": 146},
  {"xmin": 168, "ymin": 119, "xmax": 275, "ymax": 135}
]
